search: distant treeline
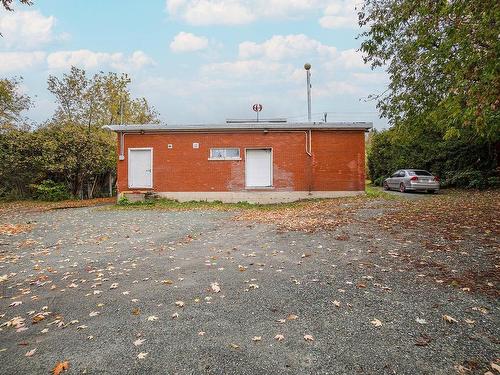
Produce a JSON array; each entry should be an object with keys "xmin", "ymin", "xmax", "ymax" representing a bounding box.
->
[{"xmin": 0, "ymin": 68, "xmax": 159, "ymax": 200}]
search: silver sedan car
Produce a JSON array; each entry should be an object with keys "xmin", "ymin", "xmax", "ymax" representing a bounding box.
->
[{"xmin": 383, "ymin": 169, "xmax": 440, "ymax": 193}]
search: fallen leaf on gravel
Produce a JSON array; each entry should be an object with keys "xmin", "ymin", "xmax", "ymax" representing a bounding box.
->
[
  {"xmin": 471, "ymin": 306, "xmax": 489, "ymax": 314},
  {"xmin": 454, "ymin": 364, "xmax": 471, "ymax": 374},
  {"xmin": 0, "ymin": 223, "xmax": 32, "ymax": 235},
  {"xmin": 147, "ymin": 316, "xmax": 158, "ymax": 321},
  {"xmin": 248, "ymin": 284, "xmax": 259, "ymax": 289},
  {"xmin": 109, "ymin": 283, "xmax": 119, "ymax": 289},
  {"xmin": 76, "ymin": 325, "xmax": 87, "ymax": 330},
  {"xmin": 370, "ymin": 319, "xmax": 382, "ymax": 327},
  {"xmin": 252, "ymin": 336, "xmax": 261, "ymax": 342},
  {"xmin": 161, "ymin": 279, "xmax": 173, "ymax": 285},
  {"xmin": 491, "ymin": 362, "xmax": 500, "ymax": 372},
  {"xmin": 286, "ymin": 314, "xmax": 298, "ymax": 321},
  {"xmin": 137, "ymin": 352, "xmax": 148, "ymax": 359},
  {"xmin": 198, "ymin": 331, "xmax": 205, "ymax": 336},
  {"xmin": 276, "ymin": 319, "xmax": 286, "ymax": 324},
  {"xmin": 52, "ymin": 361, "xmax": 69, "ymax": 375},
  {"xmin": 32, "ymin": 314, "xmax": 46, "ymax": 324},
  {"xmin": 415, "ymin": 334, "xmax": 432, "ymax": 346},
  {"xmin": 89, "ymin": 311, "xmax": 99, "ymax": 317},
  {"xmin": 332, "ymin": 300, "xmax": 341, "ymax": 307},
  {"xmin": 171, "ymin": 312, "xmax": 179, "ymax": 319},
  {"xmin": 133, "ymin": 338, "xmax": 145, "ymax": 346},
  {"xmin": 132, "ymin": 308, "xmax": 140, "ymax": 316},
  {"xmin": 211, "ymin": 282, "xmax": 221, "ymax": 293},
  {"xmin": 442, "ymin": 315, "xmax": 458, "ymax": 323},
  {"xmin": 416, "ymin": 318, "xmax": 427, "ymax": 325},
  {"xmin": 229, "ymin": 343, "xmax": 240, "ymax": 349},
  {"xmin": 9, "ymin": 301, "xmax": 22, "ymax": 307},
  {"xmin": 40, "ymin": 328, "xmax": 49, "ymax": 334},
  {"xmin": 274, "ymin": 334, "xmax": 284, "ymax": 341},
  {"xmin": 464, "ymin": 319, "xmax": 475, "ymax": 325},
  {"xmin": 304, "ymin": 334, "xmax": 314, "ymax": 342},
  {"xmin": 175, "ymin": 301, "xmax": 185, "ymax": 307},
  {"xmin": 25, "ymin": 348, "xmax": 36, "ymax": 357}
]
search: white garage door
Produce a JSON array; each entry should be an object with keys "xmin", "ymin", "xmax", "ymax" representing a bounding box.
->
[
  {"xmin": 245, "ymin": 149, "xmax": 272, "ymax": 187},
  {"xmin": 128, "ymin": 148, "xmax": 152, "ymax": 188}
]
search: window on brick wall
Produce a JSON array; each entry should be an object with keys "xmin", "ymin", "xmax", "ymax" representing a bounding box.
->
[{"xmin": 209, "ymin": 148, "xmax": 241, "ymax": 160}]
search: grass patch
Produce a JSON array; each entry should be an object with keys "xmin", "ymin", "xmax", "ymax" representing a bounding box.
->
[
  {"xmin": 111, "ymin": 185, "xmax": 398, "ymax": 212},
  {"xmin": 111, "ymin": 197, "xmax": 324, "ymax": 212},
  {"xmin": 365, "ymin": 184, "xmax": 398, "ymax": 200}
]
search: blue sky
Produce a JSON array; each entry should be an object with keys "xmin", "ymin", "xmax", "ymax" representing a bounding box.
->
[{"xmin": 0, "ymin": 0, "xmax": 388, "ymax": 127}]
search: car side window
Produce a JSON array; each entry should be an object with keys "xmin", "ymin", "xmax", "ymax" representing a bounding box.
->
[
  {"xmin": 392, "ymin": 171, "xmax": 400, "ymax": 178},
  {"xmin": 399, "ymin": 171, "xmax": 406, "ymax": 177}
]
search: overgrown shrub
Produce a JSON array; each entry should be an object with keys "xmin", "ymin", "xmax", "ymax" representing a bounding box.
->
[
  {"xmin": 30, "ymin": 180, "xmax": 71, "ymax": 201},
  {"xmin": 117, "ymin": 196, "xmax": 130, "ymax": 205},
  {"xmin": 367, "ymin": 127, "xmax": 498, "ymax": 189},
  {"xmin": 444, "ymin": 170, "xmax": 499, "ymax": 189}
]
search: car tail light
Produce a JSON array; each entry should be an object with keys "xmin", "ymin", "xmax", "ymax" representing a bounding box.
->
[
  {"xmin": 410, "ymin": 176, "xmax": 418, "ymax": 181},
  {"xmin": 434, "ymin": 176, "xmax": 440, "ymax": 181}
]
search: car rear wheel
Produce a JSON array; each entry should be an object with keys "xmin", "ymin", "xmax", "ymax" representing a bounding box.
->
[
  {"xmin": 383, "ymin": 181, "xmax": 390, "ymax": 191},
  {"xmin": 399, "ymin": 182, "xmax": 406, "ymax": 193}
]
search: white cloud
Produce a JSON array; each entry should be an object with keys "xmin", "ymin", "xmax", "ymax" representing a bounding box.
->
[
  {"xmin": 47, "ymin": 50, "xmax": 155, "ymax": 71},
  {"xmin": 201, "ymin": 59, "xmax": 292, "ymax": 81},
  {"xmin": 112, "ymin": 51, "xmax": 156, "ymax": 71},
  {"xmin": 165, "ymin": 0, "xmax": 349, "ymax": 26},
  {"xmin": 167, "ymin": 0, "xmax": 255, "ymax": 25},
  {"xmin": 239, "ymin": 34, "xmax": 336, "ymax": 61},
  {"xmin": 319, "ymin": 0, "xmax": 360, "ymax": 29},
  {"xmin": 166, "ymin": 0, "xmax": 187, "ymax": 14},
  {"xmin": 0, "ymin": 10, "xmax": 65, "ymax": 49},
  {"xmin": 0, "ymin": 51, "xmax": 46, "ymax": 73},
  {"xmin": 315, "ymin": 80, "xmax": 362, "ymax": 96},
  {"xmin": 336, "ymin": 48, "xmax": 365, "ymax": 68},
  {"xmin": 170, "ymin": 32, "xmax": 209, "ymax": 53}
]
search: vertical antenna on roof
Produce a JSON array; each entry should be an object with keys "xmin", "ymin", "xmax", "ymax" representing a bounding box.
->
[{"xmin": 304, "ymin": 63, "xmax": 312, "ymax": 122}]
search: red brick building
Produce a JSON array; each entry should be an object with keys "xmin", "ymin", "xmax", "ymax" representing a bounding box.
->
[{"xmin": 104, "ymin": 122, "xmax": 372, "ymax": 203}]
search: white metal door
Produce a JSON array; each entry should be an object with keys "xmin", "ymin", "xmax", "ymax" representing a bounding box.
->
[
  {"xmin": 246, "ymin": 149, "xmax": 272, "ymax": 187},
  {"xmin": 128, "ymin": 149, "xmax": 152, "ymax": 188}
]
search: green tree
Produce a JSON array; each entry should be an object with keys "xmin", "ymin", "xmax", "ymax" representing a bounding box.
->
[
  {"xmin": 46, "ymin": 66, "xmax": 160, "ymax": 198},
  {"xmin": 37, "ymin": 124, "xmax": 115, "ymax": 198},
  {"xmin": 0, "ymin": 128, "xmax": 42, "ymax": 198},
  {"xmin": 47, "ymin": 67, "xmax": 160, "ymax": 127},
  {"xmin": 359, "ymin": 0, "xmax": 500, "ymax": 141},
  {"xmin": 0, "ymin": 77, "xmax": 33, "ymax": 130}
]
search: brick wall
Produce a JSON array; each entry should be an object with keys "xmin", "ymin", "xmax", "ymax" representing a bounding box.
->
[{"xmin": 117, "ymin": 130, "xmax": 365, "ymax": 192}]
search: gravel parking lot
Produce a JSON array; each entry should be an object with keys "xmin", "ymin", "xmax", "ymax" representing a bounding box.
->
[{"xmin": 0, "ymin": 194, "xmax": 498, "ymax": 374}]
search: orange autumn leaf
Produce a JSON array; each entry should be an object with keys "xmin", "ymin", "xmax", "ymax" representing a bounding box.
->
[{"xmin": 52, "ymin": 361, "xmax": 69, "ymax": 375}]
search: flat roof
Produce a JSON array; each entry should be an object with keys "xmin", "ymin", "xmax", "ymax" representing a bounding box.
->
[{"xmin": 103, "ymin": 122, "xmax": 373, "ymax": 132}]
